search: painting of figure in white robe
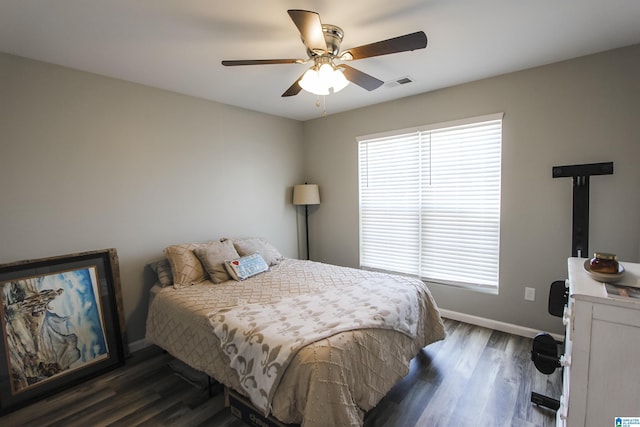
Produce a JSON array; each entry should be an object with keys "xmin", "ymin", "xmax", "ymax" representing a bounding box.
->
[{"xmin": 0, "ymin": 266, "xmax": 108, "ymax": 394}]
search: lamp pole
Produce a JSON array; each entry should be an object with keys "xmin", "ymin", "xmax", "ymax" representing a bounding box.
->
[{"xmin": 304, "ymin": 204, "xmax": 310, "ymax": 260}]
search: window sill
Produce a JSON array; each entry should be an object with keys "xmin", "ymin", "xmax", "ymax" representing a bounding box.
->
[
  {"xmin": 360, "ymin": 265, "xmax": 499, "ymax": 295},
  {"xmin": 423, "ymin": 279, "xmax": 499, "ymax": 295}
]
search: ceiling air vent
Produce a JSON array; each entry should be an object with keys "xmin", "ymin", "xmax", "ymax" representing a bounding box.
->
[{"xmin": 385, "ymin": 76, "xmax": 414, "ymax": 88}]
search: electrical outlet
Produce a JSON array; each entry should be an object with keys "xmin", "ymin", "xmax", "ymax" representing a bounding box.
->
[{"xmin": 525, "ymin": 287, "xmax": 536, "ymax": 301}]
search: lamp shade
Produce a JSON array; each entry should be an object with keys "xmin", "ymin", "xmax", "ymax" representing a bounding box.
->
[{"xmin": 293, "ymin": 184, "xmax": 320, "ymax": 205}]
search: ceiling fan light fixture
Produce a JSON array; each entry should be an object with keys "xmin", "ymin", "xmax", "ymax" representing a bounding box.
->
[
  {"xmin": 331, "ymin": 68, "xmax": 349, "ymax": 93},
  {"xmin": 299, "ymin": 61, "xmax": 349, "ymax": 96},
  {"xmin": 299, "ymin": 67, "xmax": 328, "ymax": 95},
  {"xmin": 318, "ymin": 63, "xmax": 334, "ymax": 82}
]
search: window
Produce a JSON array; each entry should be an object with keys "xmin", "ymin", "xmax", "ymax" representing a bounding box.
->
[{"xmin": 358, "ymin": 113, "xmax": 503, "ymax": 290}]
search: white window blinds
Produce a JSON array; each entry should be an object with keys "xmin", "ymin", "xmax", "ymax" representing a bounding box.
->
[{"xmin": 358, "ymin": 114, "xmax": 503, "ymax": 289}]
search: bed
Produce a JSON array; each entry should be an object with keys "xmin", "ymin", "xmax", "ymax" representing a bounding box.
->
[{"xmin": 145, "ymin": 238, "xmax": 445, "ymax": 426}]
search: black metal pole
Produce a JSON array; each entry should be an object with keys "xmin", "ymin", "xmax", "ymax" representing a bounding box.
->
[
  {"xmin": 552, "ymin": 161, "xmax": 613, "ymax": 257},
  {"xmin": 572, "ymin": 175, "xmax": 590, "ymax": 258},
  {"xmin": 305, "ymin": 204, "xmax": 310, "ymax": 260}
]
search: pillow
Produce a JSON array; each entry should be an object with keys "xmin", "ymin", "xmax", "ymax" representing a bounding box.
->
[
  {"xmin": 193, "ymin": 240, "xmax": 240, "ymax": 284},
  {"xmin": 149, "ymin": 258, "xmax": 173, "ymax": 287},
  {"xmin": 229, "ymin": 237, "xmax": 284, "ymax": 266},
  {"xmin": 224, "ymin": 253, "xmax": 269, "ymax": 281},
  {"xmin": 164, "ymin": 243, "xmax": 209, "ymax": 288}
]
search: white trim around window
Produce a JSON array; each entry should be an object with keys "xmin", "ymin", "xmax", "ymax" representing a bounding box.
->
[{"xmin": 358, "ymin": 113, "xmax": 503, "ymax": 291}]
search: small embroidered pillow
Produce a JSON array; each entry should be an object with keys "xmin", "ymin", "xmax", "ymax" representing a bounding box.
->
[{"xmin": 224, "ymin": 253, "xmax": 269, "ymax": 281}]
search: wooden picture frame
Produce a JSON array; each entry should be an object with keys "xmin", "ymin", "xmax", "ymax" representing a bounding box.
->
[{"xmin": 0, "ymin": 248, "xmax": 126, "ymax": 414}]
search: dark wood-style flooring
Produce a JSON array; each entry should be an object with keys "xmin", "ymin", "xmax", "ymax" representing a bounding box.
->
[{"xmin": 0, "ymin": 319, "xmax": 562, "ymax": 426}]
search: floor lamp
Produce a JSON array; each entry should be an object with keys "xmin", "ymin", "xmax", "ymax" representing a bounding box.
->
[{"xmin": 293, "ymin": 184, "xmax": 320, "ymax": 260}]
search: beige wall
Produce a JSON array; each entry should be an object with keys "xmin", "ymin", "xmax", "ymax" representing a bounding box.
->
[
  {"xmin": 0, "ymin": 53, "xmax": 304, "ymax": 344},
  {"xmin": 303, "ymin": 44, "xmax": 640, "ymax": 334}
]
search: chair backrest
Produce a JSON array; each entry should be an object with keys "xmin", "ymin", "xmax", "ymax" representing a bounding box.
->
[{"xmin": 548, "ymin": 280, "xmax": 568, "ymax": 317}]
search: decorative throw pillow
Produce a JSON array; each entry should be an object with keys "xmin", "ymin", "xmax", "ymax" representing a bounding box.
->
[
  {"xmin": 224, "ymin": 253, "xmax": 270, "ymax": 281},
  {"xmin": 229, "ymin": 237, "xmax": 284, "ymax": 266},
  {"xmin": 193, "ymin": 240, "xmax": 240, "ymax": 284},
  {"xmin": 164, "ymin": 243, "xmax": 209, "ymax": 288},
  {"xmin": 149, "ymin": 258, "xmax": 173, "ymax": 287}
]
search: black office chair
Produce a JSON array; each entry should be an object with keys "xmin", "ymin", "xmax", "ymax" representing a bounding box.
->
[{"xmin": 530, "ymin": 280, "xmax": 568, "ymax": 410}]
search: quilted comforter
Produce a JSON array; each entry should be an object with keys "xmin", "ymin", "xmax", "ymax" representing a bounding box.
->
[{"xmin": 145, "ymin": 259, "xmax": 445, "ymax": 426}]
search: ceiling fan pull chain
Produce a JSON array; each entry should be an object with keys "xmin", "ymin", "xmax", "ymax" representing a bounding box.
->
[{"xmin": 313, "ymin": 94, "xmax": 327, "ymax": 117}]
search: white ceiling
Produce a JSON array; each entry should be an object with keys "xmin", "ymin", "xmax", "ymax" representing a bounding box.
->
[{"xmin": 2, "ymin": 1, "xmax": 639, "ymax": 121}]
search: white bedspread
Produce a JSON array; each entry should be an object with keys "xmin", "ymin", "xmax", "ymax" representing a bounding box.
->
[{"xmin": 146, "ymin": 259, "xmax": 445, "ymax": 426}]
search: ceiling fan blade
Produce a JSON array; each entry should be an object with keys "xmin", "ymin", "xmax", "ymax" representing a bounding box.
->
[
  {"xmin": 338, "ymin": 64, "xmax": 384, "ymax": 91},
  {"xmin": 287, "ymin": 9, "xmax": 327, "ymax": 54},
  {"xmin": 341, "ymin": 31, "xmax": 427, "ymax": 60},
  {"xmin": 282, "ymin": 73, "xmax": 305, "ymax": 97},
  {"xmin": 222, "ymin": 59, "xmax": 301, "ymax": 66}
]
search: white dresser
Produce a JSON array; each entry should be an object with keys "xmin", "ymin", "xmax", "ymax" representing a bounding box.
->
[{"xmin": 558, "ymin": 257, "xmax": 640, "ymax": 426}]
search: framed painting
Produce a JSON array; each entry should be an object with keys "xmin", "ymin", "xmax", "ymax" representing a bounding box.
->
[{"xmin": 0, "ymin": 248, "xmax": 126, "ymax": 414}]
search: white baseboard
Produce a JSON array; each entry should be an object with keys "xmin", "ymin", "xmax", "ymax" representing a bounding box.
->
[
  {"xmin": 439, "ymin": 309, "xmax": 564, "ymax": 342},
  {"xmin": 127, "ymin": 338, "xmax": 151, "ymax": 354}
]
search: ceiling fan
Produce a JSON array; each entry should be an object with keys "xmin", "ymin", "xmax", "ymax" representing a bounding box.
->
[{"xmin": 221, "ymin": 9, "xmax": 428, "ymax": 97}]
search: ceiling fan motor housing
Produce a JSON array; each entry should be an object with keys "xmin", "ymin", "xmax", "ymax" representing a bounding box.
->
[{"xmin": 319, "ymin": 24, "xmax": 343, "ymax": 57}]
